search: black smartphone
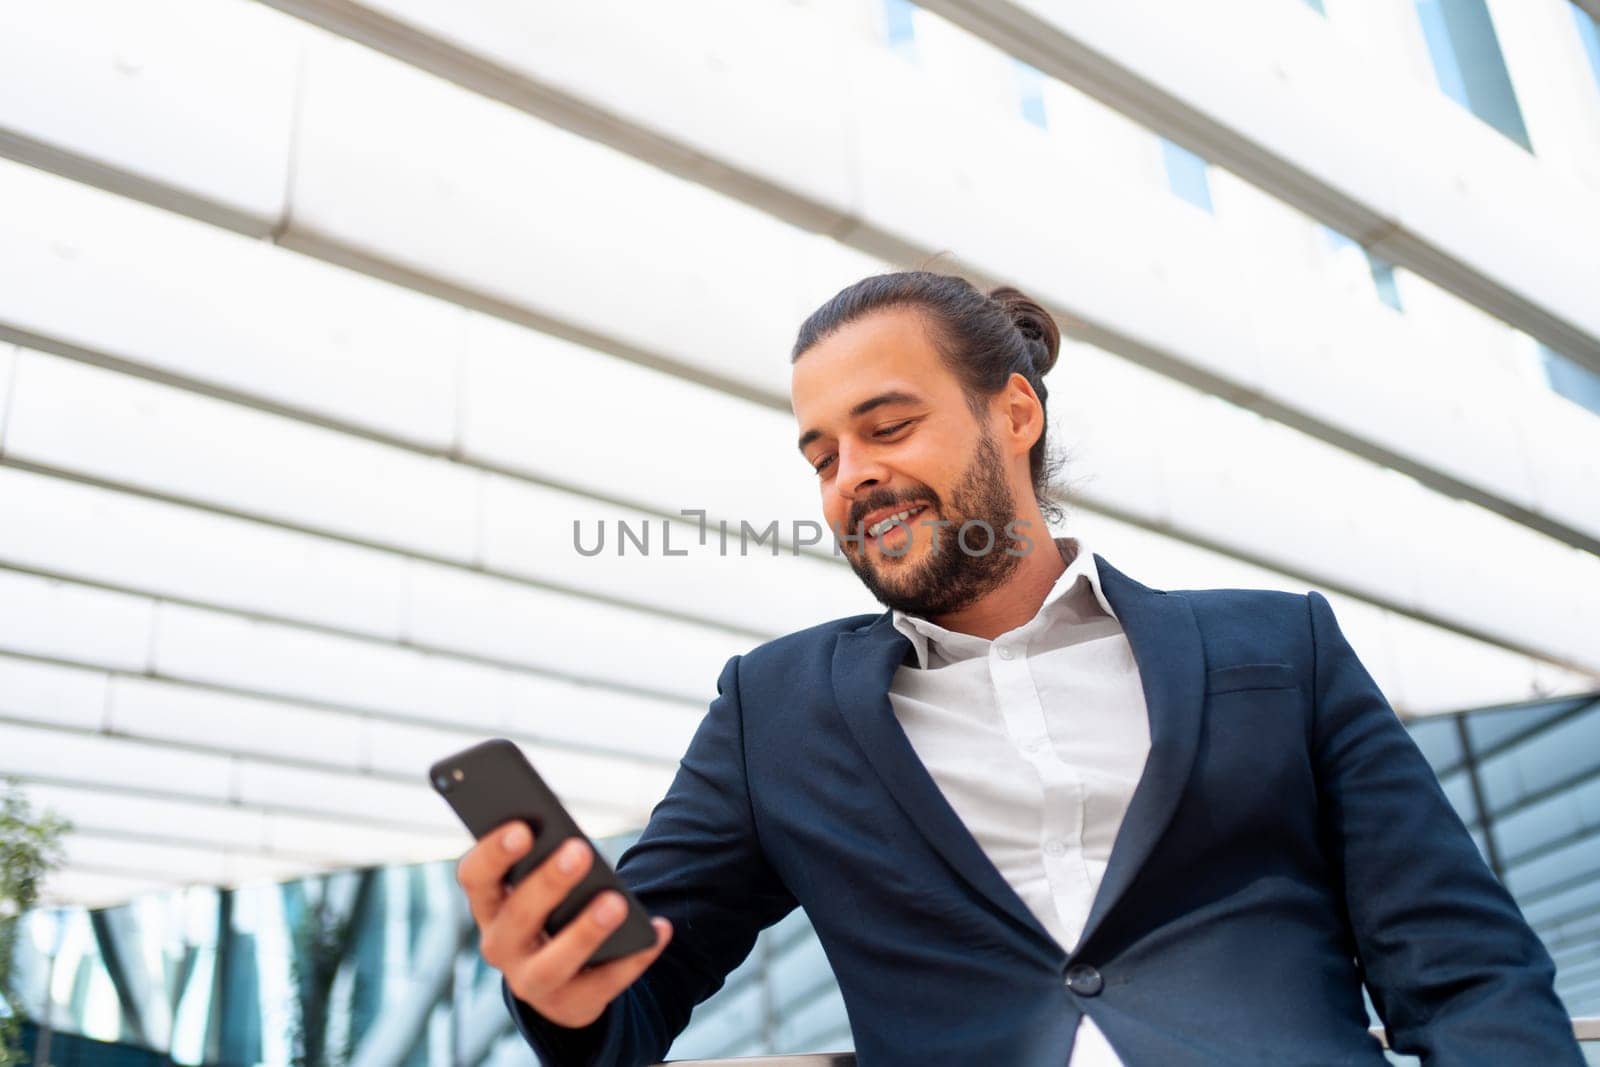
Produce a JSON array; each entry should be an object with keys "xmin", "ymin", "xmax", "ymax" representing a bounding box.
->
[{"xmin": 429, "ymin": 738, "xmax": 658, "ymax": 967}]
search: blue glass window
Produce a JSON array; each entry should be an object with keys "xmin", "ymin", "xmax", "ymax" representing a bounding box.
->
[
  {"xmin": 1407, "ymin": 693, "xmax": 1600, "ymax": 1018},
  {"xmin": 1540, "ymin": 344, "xmax": 1600, "ymax": 417},
  {"xmin": 1159, "ymin": 137, "xmax": 1214, "ymax": 213},
  {"xmin": 1412, "ymin": 0, "xmax": 1532, "ymax": 150},
  {"xmin": 1576, "ymin": 6, "xmax": 1600, "ymax": 90},
  {"xmin": 1367, "ymin": 256, "xmax": 1404, "ymax": 312},
  {"xmin": 1014, "ymin": 59, "xmax": 1049, "ymax": 129},
  {"xmin": 1318, "ymin": 225, "xmax": 1405, "ymax": 311},
  {"xmin": 882, "ymin": 0, "xmax": 918, "ymax": 61}
]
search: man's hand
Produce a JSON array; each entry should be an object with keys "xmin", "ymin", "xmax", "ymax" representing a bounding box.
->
[{"xmin": 458, "ymin": 820, "xmax": 673, "ymax": 1028}]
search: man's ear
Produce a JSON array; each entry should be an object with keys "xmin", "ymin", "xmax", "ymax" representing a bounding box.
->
[{"xmin": 1002, "ymin": 373, "xmax": 1045, "ymax": 456}]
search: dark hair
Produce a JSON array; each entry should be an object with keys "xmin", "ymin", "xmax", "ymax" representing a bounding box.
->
[{"xmin": 790, "ymin": 270, "xmax": 1066, "ymax": 523}]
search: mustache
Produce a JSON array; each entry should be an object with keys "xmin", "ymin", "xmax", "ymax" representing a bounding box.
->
[{"xmin": 848, "ymin": 491, "xmax": 939, "ymax": 530}]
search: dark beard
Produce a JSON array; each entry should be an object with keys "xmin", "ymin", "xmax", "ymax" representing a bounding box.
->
[{"xmin": 843, "ymin": 428, "xmax": 1025, "ymax": 618}]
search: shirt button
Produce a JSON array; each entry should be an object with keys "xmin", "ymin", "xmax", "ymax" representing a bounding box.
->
[
  {"xmin": 1044, "ymin": 839, "xmax": 1067, "ymax": 857},
  {"xmin": 996, "ymin": 647, "xmax": 1014, "ymax": 660},
  {"xmin": 1065, "ymin": 964, "xmax": 1104, "ymax": 997}
]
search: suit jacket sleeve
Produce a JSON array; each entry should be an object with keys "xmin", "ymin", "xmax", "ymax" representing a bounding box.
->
[
  {"xmin": 1306, "ymin": 590, "xmax": 1580, "ymax": 1064},
  {"xmin": 504, "ymin": 652, "xmax": 800, "ymax": 1065}
]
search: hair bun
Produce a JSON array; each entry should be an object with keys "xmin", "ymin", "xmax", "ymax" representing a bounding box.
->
[{"xmin": 987, "ymin": 285, "xmax": 1061, "ymax": 377}]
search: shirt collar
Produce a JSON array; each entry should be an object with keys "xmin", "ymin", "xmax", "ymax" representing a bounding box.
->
[{"xmin": 890, "ymin": 536, "xmax": 1115, "ymax": 670}]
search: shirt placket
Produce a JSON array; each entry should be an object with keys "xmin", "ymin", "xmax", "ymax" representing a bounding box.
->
[{"xmin": 989, "ymin": 627, "xmax": 1095, "ymax": 952}]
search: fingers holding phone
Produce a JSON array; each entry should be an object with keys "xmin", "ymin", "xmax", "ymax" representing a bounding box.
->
[
  {"xmin": 457, "ymin": 820, "xmax": 672, "ymax": 1027},
  {"xmin": 455, "ymin": 821, "xmax": 533, "ymax": 931},
  {"xmin": 433, "ymin": 739, "xmax": 673, "ymax": 1029},
  {"xmin": 518, "ymin": 903, "xmax": 672, "ymax": 1029}
]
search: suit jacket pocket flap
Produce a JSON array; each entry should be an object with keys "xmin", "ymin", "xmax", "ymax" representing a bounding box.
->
[{"xmin": 1206, "ymin": 662, "xmax": 1296, "ymax": 695}]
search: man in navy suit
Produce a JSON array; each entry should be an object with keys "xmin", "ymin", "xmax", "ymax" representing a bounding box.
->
[{"xmin": 456, "ymin": 273, "xmax": 1581, "ymax": 1064}]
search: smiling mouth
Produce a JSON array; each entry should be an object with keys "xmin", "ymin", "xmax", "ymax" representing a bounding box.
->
[{"xmin": 865, "ymin": 503, "xmax": 929, "ymax": 540}]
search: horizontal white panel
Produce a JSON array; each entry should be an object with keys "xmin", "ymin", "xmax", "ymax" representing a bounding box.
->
[
  {"xmin": 0, "ymin": 466, "xmax": 409, "ymax": 638},
  {"xmin": 334, "ymin": 0, "xmax": 860, "ymax": 225},
  {"xmin": 0, "ymin": 568, "xmax": 152, "ymax": 671},
  {"xmin": 1378, "ymin": 82, "xmax": 1600, "ymax": 361},
  {"xmin": 0, "ymin": 653, "xmax": 108, "ymax": 731},
  {"xmin": 61, "ymin": 831, "xmax": 318, "ymax": 889},
  {"xmin": 0, "ymin": 721, "xmax": 234, "ymax": 801},
  {"xmin": 365, "ymin": 716, "xmax": 672, "ymax": 814},
  {"xmin": 480, "ymin": 475, "xmax": 874, "ymax": 638},
  {"xmin": 848, "ymin": 49, "xmax": 1262, "ymax": 388},
  {"xmin": 0, "ymin": 345, "xmax": 13, "ymax": 442},
  {"xmin": 17, "ymin": 782, "xmax": 464, "ymax": 870},
  {"xmin": 149, "ymin": 601, "xmax": 705, "ymax": 757},
  {"xmin": 232, "ymin": 759, "xmax": 453, "ymax": 833},
  {"xmin": 1249, "ymin": 291, "xmax": 1547, "ymax": 516},
  {"xmin": 403, "ymin": 559, "xmax": 742, "ymax": 703},
  {"xmin": 263, "ymin": 810, "xmax": 463, "ymax": 866},
  {"xmin": 1068, "ymin": 511, "xmax": 1598, "ymax": 716},
  {"xmin": 146, "ymin": 600, "xmax": 541, "ymax": 724},
  {"xmin": 24, "ymin": 783, "xmax": 269, "ymax": 851},
  {"xmin": 0, "ymin": 0, "xmax": 299, "ymax": 228},
  {"xmin": 233, "ymin": 757, "xmax": 639, "ymax": 846},
  {"xmin": 289, "ymin": 32, "xmax": 804, "ymax": 401},
  {"xmin": 461, "ymin": 314, "xmax": 818, "ymax": 547},
  {"xmin": 1373, "ymin": 604, "xmax": 1565, "ymax": 717},
  {"xmin": 5, "ymin": 350, "xmax": 479, "ymax": 560},
  {"xmin": 108, "ymin": 675, "xmax": 367, "ymax": 771},
  {"xmin": 504, "ymin": 679, "xmax": 702, "ymax": 765},
  {"xmin": 41, "ymin": 868, "xmax": 175, "ymax": 908},
  {"xmin": 1523, "ymin": 394, "xmax": 1600, "ymax": 540},
  {"xmin": 1059, "ymin": 349, "xmax": 1600, "ymax": 672},
  {"xmin": 0, "ymin": 159, "xmax": 464, "ymax": 448},
  {"xmin": 0, "ymin": 697, "xmax": 650, "ymax": 840}
]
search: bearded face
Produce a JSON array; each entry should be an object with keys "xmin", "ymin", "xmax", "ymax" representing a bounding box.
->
[{"xmin": 837, "ymin": 424, "xmax": 1025, "ymax": 617}]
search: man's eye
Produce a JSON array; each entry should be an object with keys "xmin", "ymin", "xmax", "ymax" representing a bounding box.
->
[
  {"xmin": 813, "ymin": 455, "xmax": 834, "ymax": 475},
  {"xmin": 874, "ymin": 420, "xmax": 912, "ymax": 437}
]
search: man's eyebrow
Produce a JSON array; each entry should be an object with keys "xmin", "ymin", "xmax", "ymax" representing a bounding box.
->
[{"xmin": 796, "ymin": 390, "xmax": 924, "ymax": 453}]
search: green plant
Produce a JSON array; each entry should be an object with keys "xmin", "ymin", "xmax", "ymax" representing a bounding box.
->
[{"xmin": 0, "ymin": 779, "xmax": 70, "ymax": 1067}]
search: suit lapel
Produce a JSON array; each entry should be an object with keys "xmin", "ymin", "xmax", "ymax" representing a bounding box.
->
[
  {"xmin": 1075, "ymin": 553, "xmax": 1205, "ymax": 951},
  {"xmin": 828, "ymin": 552, "xmax": 1206, "ymax": 959},
  {"xmin": 832, "ymin": 612, "xmax": 1059, "ymax": 953}
]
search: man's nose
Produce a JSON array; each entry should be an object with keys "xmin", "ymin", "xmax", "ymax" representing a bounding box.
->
[{"xmin": 835, "ymin": 442, "xmax": 887, "ymax": 502}]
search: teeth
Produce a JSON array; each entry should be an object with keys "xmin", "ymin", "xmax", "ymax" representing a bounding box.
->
[{"xmin": 868, "ymin": 505, "xmax": 925, "ymax": 538}]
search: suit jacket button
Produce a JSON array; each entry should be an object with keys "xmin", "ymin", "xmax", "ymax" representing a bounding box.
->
[{"xmin": 1065, "ymin": 964, "xmax": 1104, "ymax": 997}]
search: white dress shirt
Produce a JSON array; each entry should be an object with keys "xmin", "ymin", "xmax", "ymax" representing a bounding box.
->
[{"xmin": 888, "ymin": 536, "xmax": 1149, "ymax": 1066}]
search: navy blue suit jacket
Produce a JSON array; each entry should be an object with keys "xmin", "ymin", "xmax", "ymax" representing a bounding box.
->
[{"xmin": 508, "ymin": 555, "xmax": 1579, "ymax": 1065}]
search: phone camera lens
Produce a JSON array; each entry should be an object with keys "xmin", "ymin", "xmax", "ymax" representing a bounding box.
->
[{"xmin": 434, "ymin": 771, "xmax": 454, "ymax": 793}]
